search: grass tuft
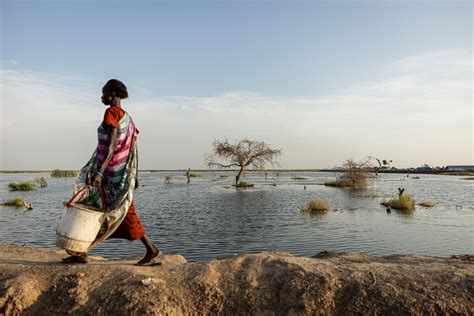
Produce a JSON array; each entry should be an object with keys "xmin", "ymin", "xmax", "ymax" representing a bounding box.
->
[
  {"xmin": 2, "ymin": 197, "xmax": 25, "ymax": 207},
  {"xmin": 381, "ymin": 195, "xmax": 416, "ymax": 210},
  {"xmin": 301, "ymin": 199, "xmax": 329, "ymax": 213},
  {"xmin": 8, "ymin": 182, "xmax": 36, "ymax": 191}
]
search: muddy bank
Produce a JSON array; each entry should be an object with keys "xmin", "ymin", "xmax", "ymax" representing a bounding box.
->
[{"xmin": 0, "ymin": 244, "xmax": 472, "ymax": 315}]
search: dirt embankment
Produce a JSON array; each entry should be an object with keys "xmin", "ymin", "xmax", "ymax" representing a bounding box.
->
[{"xmin": 0, "ymin": 244, "xmax": 472, "ymax": 315}]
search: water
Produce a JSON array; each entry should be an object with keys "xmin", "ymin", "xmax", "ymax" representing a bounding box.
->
[{"xmin": 1, "ymin": 171, "xmax": 473, "ymax": 261}]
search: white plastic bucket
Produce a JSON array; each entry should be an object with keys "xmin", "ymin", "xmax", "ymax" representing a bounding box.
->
[
  {"xmin": 56, "ymin": 185, "xmax": 106, "ymax": 253},
  {"xmin": 56, "ymin": 204, "xmax": 105, "ymax": 253}
]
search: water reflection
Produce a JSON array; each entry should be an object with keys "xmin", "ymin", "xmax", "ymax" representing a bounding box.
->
[{"xmin": 0, "ymin": 171, "xmax": 472, "ymax": 260}]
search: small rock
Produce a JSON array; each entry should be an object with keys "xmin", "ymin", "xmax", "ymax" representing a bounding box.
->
[{"xmin": 141, "ymin": 277, "xmax": 162, "ymax": 286}]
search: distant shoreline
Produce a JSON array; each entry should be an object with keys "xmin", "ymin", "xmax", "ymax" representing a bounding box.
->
[{"xmin": 1, "ymin": 169, "xmax": 472, "ymax": 176}]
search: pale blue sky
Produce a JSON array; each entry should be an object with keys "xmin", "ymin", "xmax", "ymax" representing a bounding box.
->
[{"xmin": 1, "ymin": 0, "xmax": 472, "ymax": 169}]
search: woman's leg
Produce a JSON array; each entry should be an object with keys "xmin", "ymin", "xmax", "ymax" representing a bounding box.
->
[{"xmin": 137, "ymin": 234, "xmax": 160, "ymax": 264}]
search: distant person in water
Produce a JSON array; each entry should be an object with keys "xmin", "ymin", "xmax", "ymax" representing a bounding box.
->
[{"xmin": 62, "ymin": 79, "xmax": 160, "ymax": 265}]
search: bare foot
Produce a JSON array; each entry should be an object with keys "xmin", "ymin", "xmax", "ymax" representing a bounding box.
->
[{"xmin": 136, "ymin": 249, "xmax": 160, "ymax": 265}]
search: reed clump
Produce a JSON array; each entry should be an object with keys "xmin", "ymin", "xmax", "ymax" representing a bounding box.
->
[
  {"xmin": 8, "ymin": 182, "xmax": 36, "ymax": 191},
  {"xmin": 2, "ymin": 197, "xmax": 25, "ymax": 207},
  {"xmin": 51, "ymin": 169, "xmax": 77, "ymax": 178},
  {"xmin": 382, "ymin": 195, "xmax": 416, "ymax": 211},
  {"xmin": 301, "ymin": 199, "xmax": 329, "ymax": 213}
]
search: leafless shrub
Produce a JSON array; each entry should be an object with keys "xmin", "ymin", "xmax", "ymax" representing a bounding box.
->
[{"xmin": 325, "ymin": 158, "xmax": 373, "ymax": 189}]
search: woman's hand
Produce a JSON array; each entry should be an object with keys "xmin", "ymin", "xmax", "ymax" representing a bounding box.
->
[{"xmin": 93, "ymin": 173, "xmax": 103, "ymax": 187}]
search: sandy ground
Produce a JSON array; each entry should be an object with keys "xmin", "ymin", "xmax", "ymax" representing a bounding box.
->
[{"xmin": 0, "ymin": 244, "xmax": 472, "ymax": 315}]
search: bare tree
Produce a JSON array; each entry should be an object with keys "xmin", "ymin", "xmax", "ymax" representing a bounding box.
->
[{"xmin": 206, "ymin": 139, "xmax": 281, "ymax": 186}]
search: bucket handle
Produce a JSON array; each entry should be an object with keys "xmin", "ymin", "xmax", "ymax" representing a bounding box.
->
[{"xmin": 66, "ymin": 184, "xmax": 106, "ymax": 210}]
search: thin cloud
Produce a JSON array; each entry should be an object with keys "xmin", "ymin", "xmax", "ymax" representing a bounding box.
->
[{"xmin": 1, "ymin": 50, "xmax": 472, "ymax": 169}]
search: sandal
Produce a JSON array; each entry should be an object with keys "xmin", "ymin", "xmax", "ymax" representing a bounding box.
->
[
  {"xmin": 61, "ymin": 255, "xmax": 88, "ymax": 264},
  {"xmin": 136, "ymin": 250, "xmax": 161, "ymax": 266}
]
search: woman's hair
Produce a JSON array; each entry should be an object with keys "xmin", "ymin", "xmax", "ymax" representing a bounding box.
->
[{"xmin": 104, "ymin": 79, "xmax": 128, "ymax": 99}]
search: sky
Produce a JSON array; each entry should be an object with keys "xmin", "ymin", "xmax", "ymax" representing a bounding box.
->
[{"xmin": 0, "ymin": 0, "xmax": 472, "ymax": 170}]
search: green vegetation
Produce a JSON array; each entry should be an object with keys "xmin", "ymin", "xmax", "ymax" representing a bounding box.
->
[
  {"xmin": 381, "ymin": 195, "xmax": 416, "ymax": 211},
  {"xmin": 51, "ymin": 169, "xmax": 77, "ymax": 178},
  {"xmin": 234, "ymin": 181, "xmax": 254, "ymax": 188},
  {"xmin": 2, "ymin": 197, "xmax": 25, "ymax": 207},
  {"xmin": 301, "ymin": 199, "xmax": 329, "ymax": 213},
  {"xmin": 8, "ymin": 182, "xmax": 36, "ymax": 191},
  {"xmin": 418, "ymin": 201, "xmax": 436, "ymax": 208}
]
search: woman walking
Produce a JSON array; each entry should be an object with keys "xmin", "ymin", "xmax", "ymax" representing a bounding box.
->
[{"xmin": 62, "ymin": 79, "xmax": 159, "ymax": 265}]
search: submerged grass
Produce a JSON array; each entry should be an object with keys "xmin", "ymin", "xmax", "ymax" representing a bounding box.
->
[
  {"xmin": 234, "ymin": 182, "xmax": 254, "ymax": 188},
  {"xmin": 8, "ymin": 182, "xmax": 36, "ymax": 191},
  {"xmin": 382, "ymin": 195, "xmax": 416, "ymax": 211},
  {"xmin": 292, "ymin": 176, "xmax": 309, "ymax": 180},
  {"xmin": 51, "ymin": 169, "xmax": 77, "ymax": 178},
  {"xmin": 189, "ymin": 174, "xmax": 203, "ymax": 177},
  {"xmin": 301, "ymin": 199, "xmax": 329, "ymax": 213},
  {"xmin": 2, "ymin": 197, "xmax": 25, "ymax": 207}
]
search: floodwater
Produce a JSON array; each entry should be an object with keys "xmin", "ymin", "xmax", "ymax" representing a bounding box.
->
[{"xmin": 0, "ymin": 171, "xmax": 472, "ymax": 261}]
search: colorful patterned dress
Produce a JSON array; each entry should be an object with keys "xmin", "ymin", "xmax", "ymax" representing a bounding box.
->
[
  {"xmin": 72, "ymin": 106, "xmax": 144, "ymax": 252},
  {"xmin": 100, "ymin": 107, "xmax": 145, "ymax": 240}
]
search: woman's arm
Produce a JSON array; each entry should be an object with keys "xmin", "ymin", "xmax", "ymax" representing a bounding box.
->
[{"xmin": 93, "ymin": 127, "xmax": 118, "ymax": 186}]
